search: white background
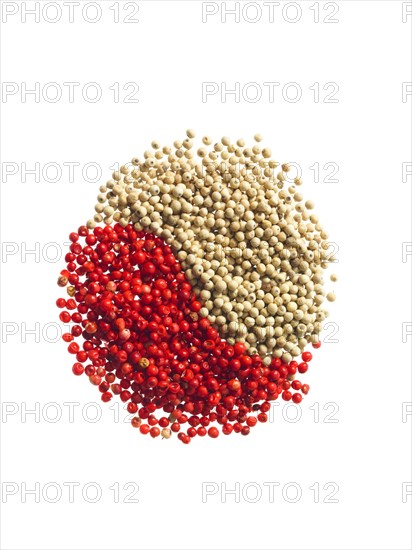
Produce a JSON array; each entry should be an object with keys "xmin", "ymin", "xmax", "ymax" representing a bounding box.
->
[{"xmin": 1, "ymin": 1, "xmax": 411, "ymax": 549}]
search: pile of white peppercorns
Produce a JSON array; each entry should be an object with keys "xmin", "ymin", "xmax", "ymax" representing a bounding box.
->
[{"xmin": 88, "ymin": 131, "xmax": 337, "ymax": 364}]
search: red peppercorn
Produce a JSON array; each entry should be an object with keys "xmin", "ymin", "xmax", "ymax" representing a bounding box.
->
[
  {"xmin": 292, "ymin": 393, "xmax": 303, "ymax": 404},
  {"xmin": 301, "ymin": 351, "xmax": 312, "ymax": 362},
  {"xmin": 282, "ymin": 390, "xmax": 292, "ymax": 401},
  {"xmin": 68, "ymin": 342, "xmax": 79, "ymax": 354},
  {"xmin": 257, "ymin": 413, "xmax": 268, "ymax": 423},
  {"xmin": 101, "ymin": 392, "xmax": 112, "ymax": 403},
  {"xmin": 234, "ymin": 342, "xmax": 246, "ymax": 355},
  {"xmin": 246, "ymin": 416, "xmax": 257, "ymax": 427},
  {"xmin": 191, "ymin": 301, "xmax": 201, "ymax": 312},
  {"xmin": 72, "ymin": 363, "xmax": 84, "ymax": 376},
  {"xmin": 150, "ymin": 427, "xmax": 160, "ymax": 438},
  {"xmin": 208, "ymin": 427, "xmax": 219, "ymax": 438},
  {"xmin": 59, "ymin": 311, "xmax": 71, "ymax": 323},
  {"xmin": 159, "ymin": 417, "xmax": 169, "ymax": 428},
  {"xmin": 187, "ymin": 427, "xmax": 197, "ymax": 438},
  {"xmin": 298, "ymin": 362, "xmax": 308, "ymax": 374}
]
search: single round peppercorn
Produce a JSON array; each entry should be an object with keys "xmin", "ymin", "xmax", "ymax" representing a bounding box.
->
[
  {"xmin": 298, "ymin": 362, "xmax": 308, "ymax": 374},
  {"xmin": 59, "ymin": 311, "xmax": 71, "ymax": 323},
  {"xmin": 282, "ymin": 390, "xmax": 292, "ymax": 401},
  {"xmin": 246, "ymin": 416, "xmax": 257, "ymax": 427},
  {"xmin": 222, "ymin": 423, "xmax": 233, "ymax": 435},
  {"xmin": 150, "ymin": 427, "xmax": 160, "ymax": 438},
  {"xmin": 72, "ymin": 363, "xmax": 84, "ymax": 376},
  {"xmin": 131, "ymin": 417, "xmax": 141, "ymax": 428},
  {"xmin": 301, "ymin": 351, "xmax": 312, "ymax": 362},
  {"xmin": 139, "ymin": 424, "xmax": 150, "ymax": 435},
  {"xmin": 292, "ymin": 393, "xmax": 303, "ymax": 404},
  {"xmin": 257, "ymin": 412, "xmax": 268, "ymax": 423},
  {"xmin": 207, "ymin": 427, "xmax": 219, "ymax": 438},
  {"xmin": 171, "ymin": 422, "xmax": 181, "ymax": 433},
  {"xmin": 68, "ymin": 342, "xmax": 79, "ymax": 354},
  {"xmin": 101, "ymin": 392, "xmax": 112, "ymax": 403}
]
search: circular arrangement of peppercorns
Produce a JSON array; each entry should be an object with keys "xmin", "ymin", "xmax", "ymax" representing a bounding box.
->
[{"xmin": 56, "ymin": 131, "xmax": 336, "ymax": 443}]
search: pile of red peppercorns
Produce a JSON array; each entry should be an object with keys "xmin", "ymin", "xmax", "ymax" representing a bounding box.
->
[{"xmin": 56, "ymin": 223, "xmax": 318, "ymax": 444}]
